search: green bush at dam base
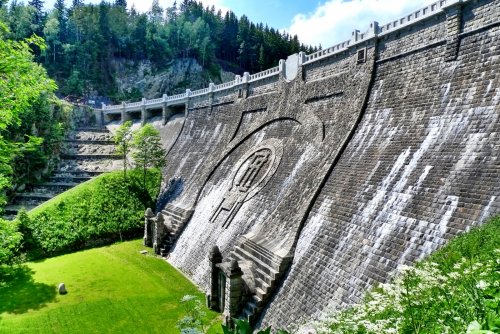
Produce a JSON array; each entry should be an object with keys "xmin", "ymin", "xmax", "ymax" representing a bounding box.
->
[{"xmin": 15, "ymin": 169, "xmax": 160, "ymax": 260}]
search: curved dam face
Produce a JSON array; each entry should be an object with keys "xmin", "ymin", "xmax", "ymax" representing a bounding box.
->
[{"xmin": 151, "ymin": 0, "xmax": 499, "ymax": 329}]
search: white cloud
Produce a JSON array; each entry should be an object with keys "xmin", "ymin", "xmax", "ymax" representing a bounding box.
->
[
  {"xmin": 287, "ymin": 0, "xmax": 436, "ymax": 47},
  {"xmin": 127, "ymin": 0, "xmax": 228, "ymax": 14}
]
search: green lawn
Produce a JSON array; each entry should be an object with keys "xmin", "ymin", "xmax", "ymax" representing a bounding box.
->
[{"xmin": 0, "ymin": 239, "xmax": 222, "ymax": 333}]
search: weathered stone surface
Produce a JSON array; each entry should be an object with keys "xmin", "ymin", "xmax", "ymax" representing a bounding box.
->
[
  {"xmin": 133, "ymin": 0, "xmax": 499, "ymax": 329},
  {"xmin": 261, "ymin": 1, "xmax": 500, "ymax": 329}
]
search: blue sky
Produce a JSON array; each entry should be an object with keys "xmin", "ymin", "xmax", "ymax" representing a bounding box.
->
[{"xmin": 16, "ymin": 0, "xmax": 435, "ymax": 47}]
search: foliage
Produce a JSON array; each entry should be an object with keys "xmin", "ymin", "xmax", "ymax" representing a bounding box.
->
[
  {"xmin": 0, "ymin": 240, "xmax": 221, "ymax": 333},
  {"xmin": 177, "ymin": 295, "xmax": 208, "ymax": 334},
  {"xmin": 0, "ymin": 218, "xmax": 22, "ymax": 265},
  {"xmin": 16, "ymin": 170, "xmax": 160, "ymax": 259},
  {"xmin": 113, "ymin": 120, "xmax": 133, "ymax": 179},
  {"xmin": 1, "ymin": 0, "xmax": 318, "ymax": 99},
  {"xmin": 132, "ymin": 123, "xmax": 167, "ymax": 190},
  {"xmin": 314, "ymin": 217, "xmax": 500, "ymax": 334},
  {"xmin": 0, "ymin": 19, "xmax": 68, "ymax": 210},
  {"xmin": 220, "ymin": 319, "xmax": 288, "ymax": 334}
]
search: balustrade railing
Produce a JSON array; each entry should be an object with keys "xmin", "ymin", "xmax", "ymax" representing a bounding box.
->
[
  {"xmin": 103, "ymin": 0, "xmax": 460, "ymax": 112},
  {"xmin": 249, "ymin": 66, "xmax": 280, "ymax": 82}
]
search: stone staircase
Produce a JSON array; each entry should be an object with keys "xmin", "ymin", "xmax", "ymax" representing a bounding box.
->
[
  {"xmin": 158, "ymin": 204, "xmax": 194, "ymax": 257},
  {"xmin": 3, "ymin": 127, "xmax": 120, "ymax": 220},
  {"xmin": 230, "ymin": 236, "xmax": 292, "ymax": 325}
]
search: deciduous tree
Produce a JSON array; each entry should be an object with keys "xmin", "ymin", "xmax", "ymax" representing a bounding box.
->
[
  {"xmin": 114, "ymin": 120, "xmax": 133, "ymax": 179},
  {"xmin": 132, "ymin": 124, "xmax": 166, "ymax": 191}
]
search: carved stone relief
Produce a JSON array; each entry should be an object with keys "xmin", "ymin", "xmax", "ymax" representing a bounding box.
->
[{"xmin": 210, "ymin": 139, "xmax": 283, "ymax": 228}]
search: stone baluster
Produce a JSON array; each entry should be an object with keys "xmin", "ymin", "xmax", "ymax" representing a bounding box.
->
[
  {"xmin": 152, "ymin": 212, "xmax": 165, "ymax": 254},
  {"xmin": 144, "ymin": 208, "xmax": 154, "ymax": 246}
]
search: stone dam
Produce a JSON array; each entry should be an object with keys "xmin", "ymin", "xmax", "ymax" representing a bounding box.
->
[{"xmin": 101, "ymin": 0, "xmax": 500, "ymax": 329}]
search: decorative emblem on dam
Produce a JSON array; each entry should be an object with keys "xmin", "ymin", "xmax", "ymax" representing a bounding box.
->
[{"xmin": 210, "ymin": 139, "xmax": 283, "ymax": 228}]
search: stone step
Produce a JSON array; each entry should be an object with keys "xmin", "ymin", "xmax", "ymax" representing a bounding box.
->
[
  {"xmin": 49, "ymin": 176, "xmax": 92, "ymax": 183},
  {"xmin": 12, "ymin": 194, "xmax": 55, "ymax": 208},
  {"xmin": 255, "ymin": 277, "xmax": 272, "ymax": 294},
  {"xmin": 75, "ymin": 127, "xmax": 110, "ymax": 133},
  {"xmin": 164, "ymin": 204, "xmax": 193, "ymax": 220},
  {"xmin": 57, "ymin": 160, "xmax": 120, "ymax": 173},
  {"xmin": 255, "ymin": 287, "xmax": 267, "ymax": 302},
  {"xmin": 63, "ymin": 145, "xmax": 116, "ymax": 156},
  {"xmin": 232, "ymin": 247, "xmax": 279, "ymax": 281},
  {"xmin": 239, "ymin": 239, "xmax": 283, "ymax": 271},
  {"xmin": 68, "ymin": 132, "xmax": 114, "ymax": 142},
  {"xmin": 240, "ymin": 295, "xmax": 264, "ymax": 326},
  {"xmin": 52, "ymin": 171, "xmax": 102, "ymax": 178},
  {"xmin": 3, "ymin": 204, "xmax": 37, "ymax": 215},
  {"xmin": 15, "ymin": 192, "xmax": 55, "ymax": 201},
  {"xmin": 64, "ymin": 139, "xmax": 114, "ymax": 145},
  {"xmin": 231, "ymin": 253, "xmax": 275, "ymax": 287},
  {"xmin": 61, "ymin": 154, "xmax": 120, "ymax": 160},
  {"xmin": 162, "ymin": 210, "xmax": 184, "ymax": 221},
  {"xmin": 32, "ymin": 183, "xmax": 77, "ymax": 193}
]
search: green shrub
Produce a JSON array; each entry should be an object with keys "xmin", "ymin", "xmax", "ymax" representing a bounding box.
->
[
  {"xmin": 0, "ymin": 218, "xmax": 22, "ymax": 265},
  {"xmin": 315, "ymin": 216, "xmax": 500, "ymax": 334},
  {"xmin": 16, "ymin": 169, "xmax": 160, "ymax": 259}
]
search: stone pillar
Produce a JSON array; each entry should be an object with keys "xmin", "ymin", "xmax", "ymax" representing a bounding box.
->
[
  {"xmin": 162, "ymin": 94, "xmax": 169, "ymax": 124},
  {"xmin": 443, "ymin": 0, "xmax": 463, "ymax": 62},
  {"xmin": 141, "ymin": 97, "xmax": 147, "ymax": 125},
  {"xmin": 207, "ymin": 246, "xmax": 223, "ymax": 311},
  {"xmin": 367, "ymin": 21, "xmax": 379, "ymax": 38},
  {"xmin": 185, "ymin": 89, "xmax": 192, "ymax": 110},
  {"xmin": 95, "ymin": 109, "xmax": 104, "ymax": 127},
  {"xmin": 278, "ymin": 59, "xmax": 286, "ymax": 80},
  {"xmin": 222, "ymin": 260, "xmax": 244, "ymax": 327},
  {"xmin": 351, "ymin": 29, "xmax": 361, "ymax": 44},
  {"xmin": 144, "ymin": 208, "xmax": 155, "ymax": 246},
  {"xmin": 239, "ymin": 72, "xmax": 250, "ymax": 99},
  {"xmin": 121, "ymin": 102, "xmax": 131, "ymax": 123},
  {"xmin": 152, "ymin": 212, "xmax": 165, "ymax": 254}
]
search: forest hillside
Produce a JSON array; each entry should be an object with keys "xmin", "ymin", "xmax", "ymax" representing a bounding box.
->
[{"xmin": 1, "ymin": 0, "xmax": 316, "ymax": 104}]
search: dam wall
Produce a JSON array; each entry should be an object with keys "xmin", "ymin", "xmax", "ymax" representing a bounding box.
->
[
  {"xmin": 107, "ymin": 0, "xmax": 499, "ymax": 329},
  {"xmin": 261, "ymin": 0, "xmax": 500, "ymax": 328}
]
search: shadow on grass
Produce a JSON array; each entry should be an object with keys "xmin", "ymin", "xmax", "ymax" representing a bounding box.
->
[{"xmin": 0, "ymin": 265, "xmax": 57, "ymax": 315}]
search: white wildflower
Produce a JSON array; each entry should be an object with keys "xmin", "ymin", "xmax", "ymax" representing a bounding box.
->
[{"xmin": 476, "ymin": 280, "xmax": 489, "ymax": 290}]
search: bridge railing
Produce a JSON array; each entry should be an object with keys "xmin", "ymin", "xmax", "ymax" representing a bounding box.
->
[
  {"xmin": 148, "ymin": 97, "xmax": 164, "ymax": 104},
  {"xmin": 103, "ymin": 104, "xmax": 122, "ymax": 111},
  {"xmin": 214, "ymin": 81, "xmax": 234, "ymax": 92},
  {"xmin": 102, "ymin": 0, "xmax": 462, "ymax": 113},
  {"xmin": 167, "ymin": 93, "xmax": 187, "ymax": 101},
  {"xmin": 191, "ymin": 87, "xmax": 210, "ymax": 97},
  {"xmin": 379, "ymin": 0, "xmax": 446, "ymax": 36},
  {"xmin": 249, "ymin": 66, "xmax": 280, "ymax": 82}
]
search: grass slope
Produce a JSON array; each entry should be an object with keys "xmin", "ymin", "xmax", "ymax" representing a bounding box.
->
[{"xmin": 0, "ymin": 239, "xmax": 221, "ymax": 333}]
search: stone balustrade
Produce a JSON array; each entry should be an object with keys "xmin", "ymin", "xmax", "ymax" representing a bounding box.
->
[{"xmin": 98, "ymin": 0, "xmax": 469, "ymax": 125}]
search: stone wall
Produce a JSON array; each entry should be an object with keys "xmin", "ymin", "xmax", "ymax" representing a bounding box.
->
[
  {"xmin": 261, "ymin": 0, "xmax": 500, "ymax": 329},
  {"xmin": 150, "ymin": 0, "xmax": 500, "ymax": 329}
]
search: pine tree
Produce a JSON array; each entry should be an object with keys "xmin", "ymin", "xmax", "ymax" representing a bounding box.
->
[
  {"xmin": 165, "ymin": 1, "xmax": 177, "ymax": 23},
  {"xmin": 28, "ymin": 0, "xmax": 44, "ymax": 33},
  {"xmin": 114, "ymin": 0, "xmax": 127, "ymax": 8},
  {"xmin": 54, "ymin": 0, "xmax": 67, "ymax": 43},
  {"xmin": 72, "ymin": 0, "xmax": 83, "ymax": 9}
]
